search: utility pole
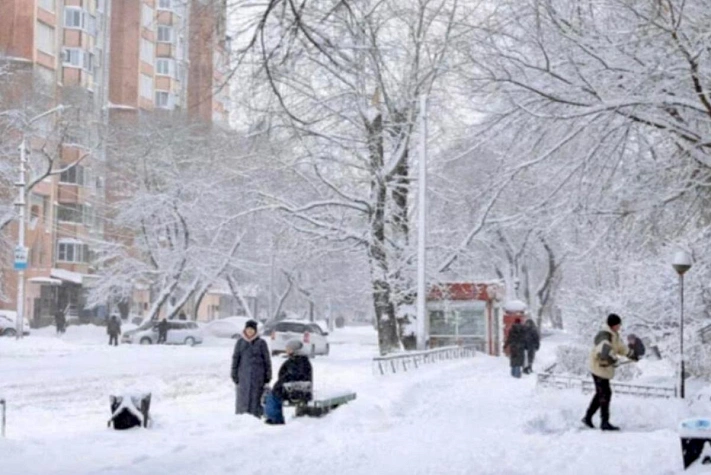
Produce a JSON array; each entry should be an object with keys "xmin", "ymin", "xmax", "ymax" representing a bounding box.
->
[
  {"xmin": 14, "ymin": 105, "xmax": 65, "ymax": 339},
  {"xmin": 14, "ymin": 138, "xmax": 28, "ymax": 340},
  {"xmin": 416, "ymin": 94, "xmax": 428, "ymax": 350}
]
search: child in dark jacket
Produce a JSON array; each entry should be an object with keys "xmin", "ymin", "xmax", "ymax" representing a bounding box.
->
[{"xmin": 264, "ymin": 340, "xmax": 313, "ymax": 424}]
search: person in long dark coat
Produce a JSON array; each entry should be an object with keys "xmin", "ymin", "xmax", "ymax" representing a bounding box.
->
[
  {"xmin": 157, "ymin": 318, "xmax": 168, "ymax": 344},
  {"xmin": 523, "ymin": 319, "xmax": 540, "ymax": 374},
  {"xmin": 504, "ymin": 318, "xmax": 526, "ymax": 378},
  {"xmin": 264, "ymin": 340, "xmax": 313, "ymax": 425},
  {"xmin": 231, "ymin": 320, "xmax": 272, "ymax": 417},
  {"xmin": 107, "ymin": 315, "xmax": 122, "ymax": 346}
]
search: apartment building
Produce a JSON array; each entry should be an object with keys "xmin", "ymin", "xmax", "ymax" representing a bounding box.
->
[{"xmin": 0, "ymin": 0, "xmax": 231, "ymax": 326}]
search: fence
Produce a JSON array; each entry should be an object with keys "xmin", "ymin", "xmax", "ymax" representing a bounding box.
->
[
  {"xmin": 372, "ymin": 345, "xmax": 477, "ymax": 376},
  {"xmin": 537, "ymin": 372, "xmax": 677, "ymax": 399}
]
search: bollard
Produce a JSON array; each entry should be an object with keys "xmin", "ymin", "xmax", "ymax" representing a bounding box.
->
[{"xmin": 1, "ymin": 398, "xmax": 5, "ymax": 437}]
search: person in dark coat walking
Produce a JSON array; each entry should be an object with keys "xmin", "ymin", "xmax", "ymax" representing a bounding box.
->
[
  {"xmin": 157, "ymin": 318, "xmax": 168, "ymax": 344},
  {"xmin": 231, "ymin": 320, "xmax": 272, "ymax": 418},
  {"xmin": 505, "ymin": 318, "xmax": 526, "ymax": 378},
  {"xmin": 264, "ymin": 340, "xmax": 313, "ymax": 425},
  {"xmin": 55, "ymin": 309, "xmax": 66, "ymax": 335},
  {"xmin": 107, "ymin": 315, "xmax": 122, "ymax": 346},
  {"xmin": 523, "ymin": 319, "xmax": 540, "ymax": 374}
]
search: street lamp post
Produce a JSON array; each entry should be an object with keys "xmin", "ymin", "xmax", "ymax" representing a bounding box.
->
[
  {"xmin": 14, "ymin": 105, "xmax": 65, "ymax": 340},
  {"xmin": 672, "ymin": 250, "xmax": 692, "ymax": 399}
]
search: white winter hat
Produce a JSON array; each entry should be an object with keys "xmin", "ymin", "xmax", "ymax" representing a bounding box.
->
[{"xmin": 286, "ymin": 340, "xmax": 303, "ymax": 352}]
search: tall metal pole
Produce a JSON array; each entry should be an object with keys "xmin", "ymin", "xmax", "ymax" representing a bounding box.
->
[
  {"xmin": 680, "ymin": 273, "xmax": 685, "ymax": 399},
  {"xmin": 15, "ymin": 138, "xmax": 27, "ymax": 340},
  {"xmin": 672, "ymin": 250, "xmax": 691, "ymax": 399},
  {"xmin": 416, "ymin": 95, "xmax": 428, "ymax": 351}
]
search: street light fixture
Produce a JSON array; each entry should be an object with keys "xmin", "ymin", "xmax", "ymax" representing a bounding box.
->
[{"xmin": 672, "ymin": 250, "xmax": 692, "ymax": 399}]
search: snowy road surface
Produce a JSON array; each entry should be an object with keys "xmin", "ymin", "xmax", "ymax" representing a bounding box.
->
[{"xmin": 0, "ymin": 326, "xmax": 694, "ymax": 474}]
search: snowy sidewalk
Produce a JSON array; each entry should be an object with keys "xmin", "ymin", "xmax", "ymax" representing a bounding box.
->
[{"xmin": 0, "ymin": 327, "xmax": 694, "ymax": 474}]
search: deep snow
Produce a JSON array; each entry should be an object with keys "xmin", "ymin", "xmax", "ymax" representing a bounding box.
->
[{"xmin": 0, "ymin": 325, "xmax": 705, "ymax": 474}]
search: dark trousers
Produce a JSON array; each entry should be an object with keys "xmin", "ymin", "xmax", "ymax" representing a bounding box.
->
[
  {"xmin": 585, "ymin": 374, "xmax": 612, "ymax": 423},
  {"xmin": 158, "ymin": 333, "xmax": 167, "ymax": 344},
  {"xmin": 109, "ymin": 334, "xmax": 119, "ymax": 346}
]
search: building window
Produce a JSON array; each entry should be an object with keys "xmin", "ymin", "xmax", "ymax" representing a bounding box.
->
[
  {"xmin": 57, "ymin": 204, "xmax": 84, "ymax": 224},
  {"xmin": 156, "ymin": 58, "xmax": 175, "ymax": 77},
  {"xmin": 36, "ymin": 22, "xmax": 55, "ymax": 55},
  {"xmin": 39, "ymin": 0, "xmax": 55, "ymax": 13},
  {"xmin": 155, "ymin": 91, "xmax": 174, "ymax": 109},
  {"xmin": 59, "ymin": 166, "xmax": 86, "ymax": 185},
  {"xmin": 157, "ymin": 25, "xmax": 173, "ymax": 43},
  {"xmin": 141, "ymin": 4, "xmax": 154, "ymax": 30},
  {"xmin": 140, "ymin": 74, "xmax": 154, "ymax": 99},
  {"xmin": 158, "ymin": 0, "xmax": 172, "ymax": 10},
  {"xmin": 57, "ymin": 240, "xmax": 89, "ymax": 263},
  {"xmin": 64, "ymin": 7, "xmax": 82, "ymax": 28},
  {"xmin": 62, "ymin": 48, "xmax": 93, "ymax": 72},
  {"xmin": 63, "ymin": 7, "xmax": 96, "ymax": 35},
  {"xmin": 140, "ymin": 38, "xmax": 154, "ymax": 65},
  {"xmin": 96, "ymin": 0, "xmax": 105, "ymax": 13}
]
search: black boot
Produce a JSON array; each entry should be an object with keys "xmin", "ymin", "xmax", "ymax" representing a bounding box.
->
[
  {"xmin": 600, "ymin": 421, "xmax": 620, "ymax": 431},
  {"xmin": 581, "ymin": 415, "xmax": 595, "ymax": 429}
]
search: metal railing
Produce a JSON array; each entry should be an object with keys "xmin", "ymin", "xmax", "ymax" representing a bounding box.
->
[
  {"xmin": 537, "ymin": 372, "xmax": 677, "ymax": 399},
  {"xmin": 1, "ymin": 398, "xmax": 5, "ymax": 437},
  {"xmin": 372, "ymin": 345, "xmax": 477, "ymax": 376}
]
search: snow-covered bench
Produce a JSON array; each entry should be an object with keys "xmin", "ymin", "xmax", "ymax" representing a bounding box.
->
[{"xmin": 294, "ymin": 391, "xmax": 357, "ymax": 417}]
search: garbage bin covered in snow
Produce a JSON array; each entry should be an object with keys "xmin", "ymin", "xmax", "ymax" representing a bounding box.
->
[
  {"xmin": 679, "ymin": 418, "xmax": 711, "ymax": 470},
  {"xmin": 108, "ymin": 392, "xmax": 151, "ymax": 430}
]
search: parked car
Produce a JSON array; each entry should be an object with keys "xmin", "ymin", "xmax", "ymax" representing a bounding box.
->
[
  {"xmin": 121, "ymin": 319, "xmax": 203, "ymax": 346},
  {"xmin": 0, "ymin": 310, "xmax": 30, "ymax": 336},
  {"xmin": 269, "ymin": 320, "xmax": 329, "ymax": 357},
  {"xmin": 204, "ymin": 316, "xmax": 263, "ymax": 339}
]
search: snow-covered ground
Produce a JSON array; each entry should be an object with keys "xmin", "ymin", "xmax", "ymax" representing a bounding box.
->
[{"xmin": 0, "ymin": 325, "xmax": 705, "ymax": 474}]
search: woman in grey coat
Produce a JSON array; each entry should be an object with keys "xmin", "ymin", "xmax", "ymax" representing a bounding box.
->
[{"xmin": 231, "ymin": 320, "xmax": 272, "ymax": 417}]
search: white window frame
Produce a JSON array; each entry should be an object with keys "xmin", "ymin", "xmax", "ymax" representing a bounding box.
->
[
  {"xmin": 155, "ymin": 90, "xmax": 175, "ymax": 109},
  {"xmin": 36, "ymin": 21, "xmax": 55, "ymax": 55},
  {"xmin": 57, "ymin": 240, "xmax": 87, "ymax": 263},
  {"xmin": 140, "ymin": 38, "xmax": 154, "ymax": 65},
  {"xmin": 141, "ymin": 4, "xmax": 154, "ymax": 30},
  {"xmin": 62, "ymin": 48, "xmax": 93, "ymax": 72},
  {"xmin": 155, "ymin": 58, "xmax": 175, "ymax": 77},
  {"xmin": 140, "ymin": 74, "xmax": 154, "ymax": 100},
  {"xmin": 157, "ymin": 25, "xmax": 173, "ymax": 43},
  {"xmin": 64, "ymin": 7, "xmax": 83, "ymax": 29},
  {"xmin": 57, "ymin": 203, "xmax": 84, "ymax": 224},
  {"xmin": 39, "ymin": 0, "xmax": 55, "ymax": 13}
]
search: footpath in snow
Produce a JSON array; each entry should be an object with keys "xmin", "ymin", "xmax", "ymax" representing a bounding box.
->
[{"xmin": 0, "ymin": 326, "xmax": 702, "ymax": 474}]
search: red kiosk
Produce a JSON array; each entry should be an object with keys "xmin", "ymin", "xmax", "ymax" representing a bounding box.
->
[{"xmin": 426, "ymin": 282, "xmax": 505, "ymax": 356}]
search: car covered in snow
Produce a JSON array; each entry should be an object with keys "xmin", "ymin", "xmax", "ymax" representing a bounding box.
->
[
  {"xmin": 122, "ymin": 319, "xmax": 203, "ymax": 346},
  {"xmin": 0, "ymin": 310, "xmax": 31, "ymax": 336},
  {"xmin": 269, "ymin": 320, "xmax": 330, "ymax": 357},
  {"xmin": 204, "ymin": 316, "xmax": 263, "ymax": 339}
]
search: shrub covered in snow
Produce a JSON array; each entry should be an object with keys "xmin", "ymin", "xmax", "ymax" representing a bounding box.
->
[{"xmin": 685, "ymin": 343, "xmax": 711, "ymax": 381}]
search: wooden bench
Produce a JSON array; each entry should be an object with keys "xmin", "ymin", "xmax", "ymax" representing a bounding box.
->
[{"xmin": 285, "ymin": 390, "xmax": 357, "ymax": 418}]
